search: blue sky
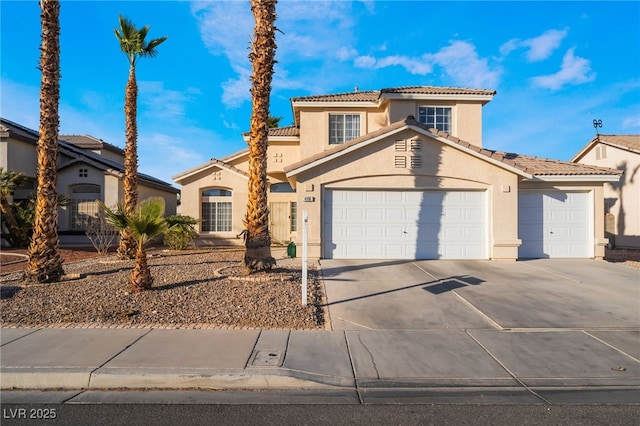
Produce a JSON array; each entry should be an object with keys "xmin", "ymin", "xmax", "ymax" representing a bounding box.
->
[{"xmin": 2, "ymin": 1, "xmax": 639, "ymax": 186}]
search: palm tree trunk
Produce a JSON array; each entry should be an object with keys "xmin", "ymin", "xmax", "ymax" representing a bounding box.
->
[
  {"xmin": 117, "ymin": 65, "xmax": 138, "ymax": 259},
  {"xmin": 243, "ymin": 0, "xmax": 277, "ymax": 274},
  {"xmin": 129, "ymin": 242, "xmax": 152, "ymax": 292},
  {"xmin": 26, "ymin": 0, "xmax": 64, "ymax": 284}
]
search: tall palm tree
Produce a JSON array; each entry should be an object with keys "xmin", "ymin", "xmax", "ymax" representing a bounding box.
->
[
  {"xmin": 243, "ymin": 0, "xmax": 278, "ymax": 274},
  {"xmin": 101, "ymin": 197, "xmax": 167, "ymax": 292},
  {"xmin": 26, "ymin": 0, "xmax": 64, "ymax": 283},
  {"xmin": 114, "ymin": 15, "xmax": 167, "ymax": 259}
]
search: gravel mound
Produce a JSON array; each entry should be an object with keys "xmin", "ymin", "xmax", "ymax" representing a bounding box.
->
[{"xmin": 0, "ymin": 248, "xmax": 326, "ymax": 330}]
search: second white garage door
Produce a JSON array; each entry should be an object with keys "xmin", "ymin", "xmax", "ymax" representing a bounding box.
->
[
  {"xmin": 323, "ymin": 190, "xmax": 486, "ymax": 259},
  {"xmin": 518, "ymin": 191, "xmax": 591, "ymax": 258}
]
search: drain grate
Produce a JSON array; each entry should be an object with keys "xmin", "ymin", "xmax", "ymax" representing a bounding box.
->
[{"xmin": 249, "ymin": 350, "xmax": 283, "ymax": 367}]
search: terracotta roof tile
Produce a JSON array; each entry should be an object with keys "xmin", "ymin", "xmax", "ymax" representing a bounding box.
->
[
  {"xmin": 381, "ymin": 86, "xmax": 496, "ymax": 96},
  {"xmin": 291, "ymin": 90, "xmax": 380, "ymax": 103},
  {"xmin": 291, "ymin": 86, "xmax": 497, "ymax": 103},
  {"xmin": 597, "ymin": 134, "xmax": 640, "ymax": 153},
  {"xmin": 60, "ymin": 134, "xmax": 124, "ymax": 154},
  {"xmin": 268, "ymin": 126, "xmax": 300, "ymax": 137},
  {"xmin": 285, "ymin": 117, "xmax": 621, "ymax": 178}
]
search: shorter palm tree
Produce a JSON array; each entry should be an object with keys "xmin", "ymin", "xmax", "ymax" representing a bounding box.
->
[
  {"xmin": 101, "ymin": 197, "xmax": 166, "ymax": 292},
  {"xmin": 0, "ymin": 168, "xmax": 27, "ymax": 246}
]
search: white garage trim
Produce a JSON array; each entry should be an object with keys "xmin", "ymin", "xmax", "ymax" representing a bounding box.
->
[
  {"xmin": 323, "ymin": 189, "xmax": 487, "ymax": 259},
  {"xmin": 518, "ymin": 190, "xmax": 593, "ymax": 258}
]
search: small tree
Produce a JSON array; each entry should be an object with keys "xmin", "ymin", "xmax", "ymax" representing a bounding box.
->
[
  {"xmin": 85, "ymin": 209, "xmax": 118, "ymax": 255},
  {"xmin": 163, "ymin": 214, "xmax": 198, "ymax": 250},
  {"xmin": 101, "ymin": 197, "xmax": 166, "ymax": 292}
]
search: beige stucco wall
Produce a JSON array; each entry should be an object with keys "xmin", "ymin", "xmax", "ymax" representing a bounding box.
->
[
  {"xmin": 178, "ymin": 166, "xmax": 297, "ymax": 243},
  {"xmin": 178, "ymin": 166, "xmax": 248, "ymax": 237},
  {"xmin": 388, "ymin": 100, "xmax": 485, "ymax": 147},
  {"xmin": 297, "ymin": 106, "xmax": 387, "ymax": 159},
  {"xmin": 138, "ymin": 185, "xmax": 178, "ymax": 217},
  {"xmin": 519, "ymin": 180, "xmax": 608, "ymax": 259},
  {"xmin": 290, "ymin": 129, "xmax": 520, "ymax": 260},
  {"xmin": 576, "ymin": 144, "xmax": 639, "ymax": 248},
  {"xmin": 2, "ymin": 137, "xmax": 37, "ymax": 177}
]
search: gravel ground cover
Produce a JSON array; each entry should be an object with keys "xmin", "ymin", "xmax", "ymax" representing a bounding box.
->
[{"xmin": 0, "ymin": 248, "xmax": 326, "ymax": 330}]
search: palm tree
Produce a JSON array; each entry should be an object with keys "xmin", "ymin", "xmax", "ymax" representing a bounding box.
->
[
  {"xmin": 26, "ymin": 0, "xmax": 64, "ymax": 283},
  {"xmin": 114, "ymin": 15, "xmax": 167, "ymax": 259},
  {"xmin": 101, "ymin": 197, "xmax": 167, "ymax": 292},
  {"xmin": 267, "ymin": 115, "xmax": 283, "ymax": 128},
  {"xmin": 242, "ymin": 0, "xmax": 278, "ymax": 274},
  {"xmin": 0, "ymin": 168, "xmax": 27, "ymax": 246}
]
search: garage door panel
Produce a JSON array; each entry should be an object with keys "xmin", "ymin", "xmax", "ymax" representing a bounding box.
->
[
  {"xmin": 324, "ymin": 190, "xmax": 486, "ymax": 259},
  {"xmin": 518, "ymin": 191, "xmax": 591, "ymax": 258}
]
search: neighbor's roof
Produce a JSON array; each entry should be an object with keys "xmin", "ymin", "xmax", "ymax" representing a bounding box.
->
[
  {"xmin": 572, "ymin": 134, "xmax": 640, "ymax": 162},
  {"xmin": 60, "ymin": 134, "xmax": 125, "ymax": 155},
  {"xmin": 0, "ymin": 117, "xmax": 178, "ymax": 192},
  {"xmin": 284, "ymin": 117, "xmax": 621, "ymax": 180}
]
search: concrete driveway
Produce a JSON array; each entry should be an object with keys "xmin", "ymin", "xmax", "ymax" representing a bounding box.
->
[{"xmin": 320, "ymin": 259, "xmax": 640, "ymax": 332}]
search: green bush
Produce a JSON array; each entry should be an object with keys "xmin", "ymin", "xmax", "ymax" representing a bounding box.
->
[{"xmin": 163, "ymin": 214, "xmax": 198, "ymax": 250}]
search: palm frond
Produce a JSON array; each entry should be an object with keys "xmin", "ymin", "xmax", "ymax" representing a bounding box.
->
[
  {"xmin": 98, "ymin": 201, "xmax": 128, "ymax": 231},
  {"xmin": 126, "ymin": 197, "xmax": 167, "ymax": 245}
]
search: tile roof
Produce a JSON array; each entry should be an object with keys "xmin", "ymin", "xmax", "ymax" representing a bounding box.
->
[
  {"xmin": 291, "ymin": 90, "xmax": 380, "ymax": 103},
  {"xmin": 597, "ymin": 134, "xmax": 640, "ymax": 153},
  {"xmin": 0, "ymin": 117, "xmax": 39, "ymax": 142},
  {"xmin": 291, "ymin": 86, "xmax": 496, "ymax": 103},
  {"xmin": 172, "ymin": 158, "xmax": 249, "ymax": 182},
  {"xmin": 1, "ymin": 117, "xmax": 177, "ymax": 191},
  {"xmin": 268, "ymin": 126, "xmax": 300, "ymax": 137},
  {"xmin": 381, "ymin": 86, "xmax": 496, "ymax": 96},
  {"xmin": 285, "ymin": 117, "xmax": 621, "ymax": 178},
  {"xmin": 60, "ymin": 134, "xmax": 125, "ymax": 154}
]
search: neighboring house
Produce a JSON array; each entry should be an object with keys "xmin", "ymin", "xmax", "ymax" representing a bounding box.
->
[
  {"xmin": 1, "ymin": 117, "xmax": 179, "ymax": 244},
  {"xmin": 174, "ymin": 86, "xmax": 621, "ymax": 260},
  {"xmin": 572, "ymin": 134, "xmax": 640, "ymax": 249}
]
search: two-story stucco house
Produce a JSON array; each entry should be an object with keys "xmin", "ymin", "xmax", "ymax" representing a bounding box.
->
[
  {"xmin": 572, "ymin": 134, "xmax": 640, "ymax": 249},
  {"xmin": 174, "ymin": 86, "xmax": 621, "ymax": 261},
  {"xmin": 1, "ymin": 117, "xmax": 179, "ymax": 245}
]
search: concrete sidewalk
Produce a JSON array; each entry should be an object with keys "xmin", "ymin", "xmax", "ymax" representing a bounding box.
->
[
  {"xmin": 2, "ymin": 326, "xmax": 639, "ymax": 404},
  {"xmin": 2, "ymin": 257, "xmax": 639, "ymax": 404}
]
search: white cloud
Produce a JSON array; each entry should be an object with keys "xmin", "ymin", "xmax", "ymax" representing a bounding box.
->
[
  {"xmin": 530, "ymin": 47, "xmax": 596, "ymax": 90},
  {"xmin": 427, "ymin": 41, "xmax": 501, "ymax": 89},
  {"xmin": 500, "ymin": 29, "xmax": 568, "ymax": 62},
  {"xmin": 139, "ymin": 81, "xmax": 200, "ymax": 120},
  {"xmin": 354, "ymin": 41, "xmax": 498, "ymax": 88},
  {"xmin": 364, "ymin": 54, "xmax": 432, "ymax": 75},
  {"xmin": 191, "ymin": 0, "xmax": 360, "ymax": 107},
  {"xmin": 336, "ymin": 46, "xmax": 358, "ymax": 61},
  {"xmin": 622, "ymin": 114, "xmax": 640, "ymax": 129}
]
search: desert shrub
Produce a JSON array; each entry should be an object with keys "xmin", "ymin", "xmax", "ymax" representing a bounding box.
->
[
  {"xmin": 163, "ymin": 214, "xmax": 198, "ymax": 250},
  {"xmin": 85, "ymin": 210, "xmax": 118, "ymax": 255}
]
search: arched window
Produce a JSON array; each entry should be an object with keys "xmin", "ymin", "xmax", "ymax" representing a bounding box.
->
[
  {"xmin": 201, "ymin": 188, "xmax": 232, "ymax": 232},
  {"xmin": 202, "ymin": 188, "xmax": 232, "ymax": 197},
  {"xmin": 69, "ymin": 184, "xmax": 101, "ymax": 231},
  {"xmin": 270, "ymin": 182, "xmax": 295, "ymax": 193}
]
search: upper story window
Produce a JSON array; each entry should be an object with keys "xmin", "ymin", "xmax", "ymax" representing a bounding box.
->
[
  {"xmin": 418, "ymin": 107, "xmax": 451, "ymax": 133},
  {"xmin": 329, "ymin": 114, "xmax": 360, "ymax": 144}
]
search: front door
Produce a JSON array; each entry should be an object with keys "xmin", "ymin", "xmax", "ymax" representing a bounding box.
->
[{"xmin": 269, "ymin": 202, "xmax": 289, "ymax": 244}]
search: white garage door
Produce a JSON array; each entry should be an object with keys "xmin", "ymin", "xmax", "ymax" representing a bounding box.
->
[
  {"xmin": 518, "ymin": 191, "xmax": 591, "ymax": 258},
  {"xmin": 323, "ymin": 190, "xmax": 486, "ymax": 259}
]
